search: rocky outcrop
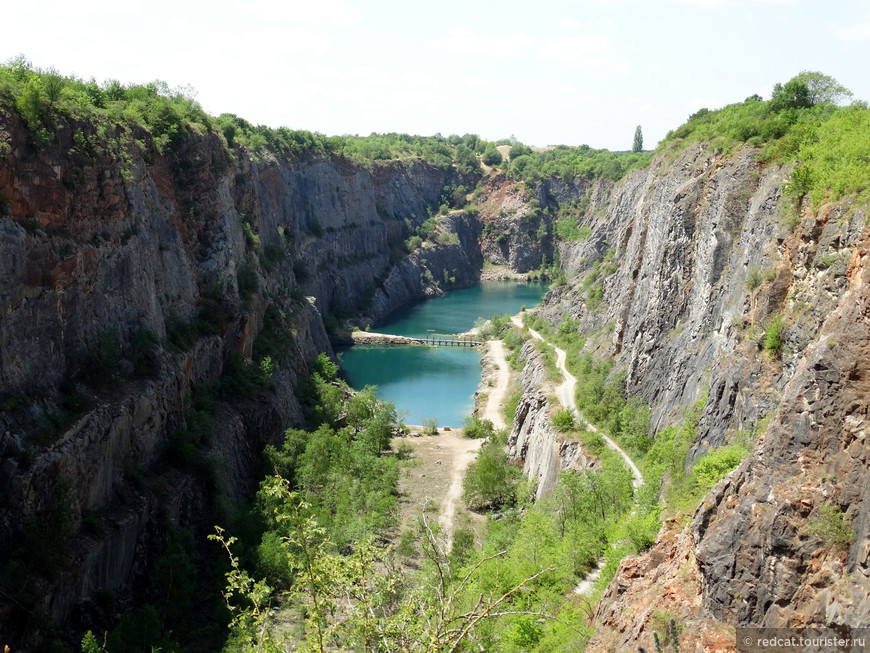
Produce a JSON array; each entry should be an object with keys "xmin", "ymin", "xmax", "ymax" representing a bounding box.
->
[
  {"xmin": 475, "ymin": 174, "xmax": 554, "ymax": 273},
  {"xmin": 370, "ymin": 210, "xmax": 483, "ymax": 320},
  {"xmin": 508, "ymin": 340, "xmax": 589, "ymax": 498},
  {"xmin": 586, "ymin": 522, "xmax": 734, "ymax": 653},
  {"xmin": 693, "ymin": 227, "xmax": 870, "ymax": 628}
]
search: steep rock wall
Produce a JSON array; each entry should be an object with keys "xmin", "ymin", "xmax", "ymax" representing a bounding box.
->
[
  {"xmin": 587, "ymin": 220, "xmax": 870, "ymax": 646},
  {"xmin": 0, "ymin": 105, "xmax": 482, "ymax": 644},
  {"xmin": 528, "ymin": 143, "xmax": 870, "ymax": 642},
  {"xmin": 538, "ymin": 145, "xmax": 864, "ymax": 458},
  {"xmin": 693, "ymin": 227, "xmax": 870, "ymax": 627}
]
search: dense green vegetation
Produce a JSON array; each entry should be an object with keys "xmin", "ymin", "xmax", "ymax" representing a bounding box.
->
[
  {"xmin": 0, "ymin": 56, "xmax": 485, "ymax": 176},
  {"xmin": 504, "ymin": 143, "xmax": 652, "ymax": 188},
  {"xmin": 0, "ymin": 55, "xmax": 659, "ymax": 203},
  {"xmin": 660, "ymin": 71, "xmax": 869, "ymax": 211}
]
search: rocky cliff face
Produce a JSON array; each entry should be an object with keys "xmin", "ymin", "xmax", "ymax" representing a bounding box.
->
[
  {"xmin": 475, "ymin": 174, "xmax": 555, "ymax": 273},
  {"xmin": 537, "ymin": 145, "xmax": 864, "ymax": 458},
  {"xmin": 0, "ymin": 106, "xmax": 482, "ymax": 644},
  {"xmin": 693, "ymin": 227, "xmax": 870, "ymax": 627},
  {"xmin": 586, "ymin": 227, "xmax": 870, "ymax": 648},
  {"xmin": 519, "ymin": 142, "xmax": 869, "ymax": 643}
]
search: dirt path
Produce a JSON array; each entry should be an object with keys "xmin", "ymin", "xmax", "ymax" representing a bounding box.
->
[
  {"xmin": 438, "ymin": 339, "xmax": 512, "ymax": 546},
  {"xmin": 438, "ymin": 433, "xmax": 484, "ymax": 549},
  {"xmin": 394, "ymin": 340, "xmax": 513, "ymax": 550},
  {"xmin": 511, "ymin": 315, "xmax": 644, "ymax": 489},
  {"xmin": 481, "ymin": 340, "xmax": 510, "ymax": 430}
]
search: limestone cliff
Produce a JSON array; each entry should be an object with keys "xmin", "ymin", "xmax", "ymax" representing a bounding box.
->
[
  {"xmin": 516, "ymin": 142, "xmax": 869, "ymax": 645},
  {"xmin": 0, "ymin": 104, "xmax": 481, "ymax": 645}
]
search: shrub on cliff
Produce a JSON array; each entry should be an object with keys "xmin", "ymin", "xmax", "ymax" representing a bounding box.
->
[
  {"xmin": 764, "ymin": 314, "xmax": 785, "ymax": 356},
  {"xmin": 806, "ymin": 503, "xmax": 853, "ymax": 548},
  {"xmin": 552, "ymin": 408, "xmax": 576, "ymax": 432},
  {"xmin": 482, "ymin": 144, "xmax": 502, "ymax": 166}
]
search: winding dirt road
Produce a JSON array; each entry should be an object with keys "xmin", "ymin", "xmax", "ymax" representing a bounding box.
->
[{"xmin": 511, "ymin": 315, "xmax": 644, "ymax": 488}]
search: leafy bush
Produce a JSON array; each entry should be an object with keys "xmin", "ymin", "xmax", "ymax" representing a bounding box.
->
[
  {"xmin": 806, "ymin": 503, "xmax": 853, "ymax": 547},
  {"xmin": 462, "ymin": 436, "xmax": 521, "ymax": 510},
  {"xmin": 463, "ymin": 414, "xmax": 496, "ymax": 439},
  {"xmin": 220, "ymin": 351, "xmax": 272, "ymax": 399},
  {"xmin": 421, "ymin": 416, "xmax": 439, "ymax": 435},
  {"xmin": 404, "ymin": 235, "xmax": 423, "ymax": 252},
  {"xmin": 555, "ymin": 215, "xmax": 581, "ymax": 241},
  {"xmin": 764, "ymin": 314, "xmax": 785, "ymax": 356},
  {"xmin": 668, "ymin": 444, "xmax": 747, "ymax": 512},
  {"xmin": 552, "ymin": 408, "xmax": 576, "ymax": 433}
]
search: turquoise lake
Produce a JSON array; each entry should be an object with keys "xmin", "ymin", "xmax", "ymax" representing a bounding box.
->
[{"xmin": 338, "ymin": 282, "xmax": 548, "ymax": 427}]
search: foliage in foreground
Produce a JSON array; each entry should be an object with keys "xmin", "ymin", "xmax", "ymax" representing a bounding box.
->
[{"xmin": 213, "ymin": 481, "xmax": 584, "ymax": 652}]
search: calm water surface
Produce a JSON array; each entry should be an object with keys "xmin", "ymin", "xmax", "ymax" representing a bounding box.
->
[{"xmin": 339, "ymin": 282, "xmax": 547, "ymax": 426}]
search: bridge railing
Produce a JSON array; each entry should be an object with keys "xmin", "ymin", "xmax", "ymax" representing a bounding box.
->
[{"xmin": 421, "ymin": 333, "xmax": 484, "ymax": 347}]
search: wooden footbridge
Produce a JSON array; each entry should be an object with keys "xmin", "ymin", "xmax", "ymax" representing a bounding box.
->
[
  {"xmin": 349, "ymin": 330, "xmax": 483, "ymax": 348},
  {"xmin": 418, "ymin": 333, "xmax": 482, "ymax": 348}
]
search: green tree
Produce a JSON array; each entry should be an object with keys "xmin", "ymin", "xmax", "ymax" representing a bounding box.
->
[
  {"xmin": 346, "ymin": 385, "xmax": 379, "ymax": 429},
  {"xmin": 16, "ymin": 78, "xmax": 43, "ymax": 128},
  {"xmin": 42, "ymin": 66, "xmax": 64, "ymax": 105},
  {"xmin": 770, "ymin": 79, "xmax": 812, "ymax": 112},
  {"xmin": 462, "ymin": 436, "xmax": 521, "ymax": 509},
  {"xmin": 632, "ymin": 125, "xmax": 643, "ymax": 152},
  {"xmin": 482, "ymin": 144, "xmax": 503, "ymax": 166},
  {"xmin": 793, "ymin": 71, "xmax": 853, "ymax": 105},
  {"xmin": 81, "ymin": 631, "xmax": 103, "ymax": 653},
  {"xmin": 508, "ymin": 142, "xmax": 532, "ymax": 159}
]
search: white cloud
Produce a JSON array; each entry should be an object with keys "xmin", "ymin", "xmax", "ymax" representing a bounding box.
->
[
  {"xmin": 831, "ymin": 16, "xmax": 870, "ymax": 41},
  {"xmin": 539, "ymin": 35, "xmax": 611, "ymax": 61},
  {"xmin": 429, "ymin": 26, "xmax": 535, "ymax": 57}
]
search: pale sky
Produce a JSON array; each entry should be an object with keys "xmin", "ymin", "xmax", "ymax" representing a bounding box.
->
[{"xmin": 5, "ymin": 0, "xmax": 869, "ymax": 150}]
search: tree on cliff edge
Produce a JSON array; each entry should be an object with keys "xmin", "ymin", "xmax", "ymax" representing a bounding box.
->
[{"xmin": 632, "ymin": 125, "xmax": 643, "ymax": 152}]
